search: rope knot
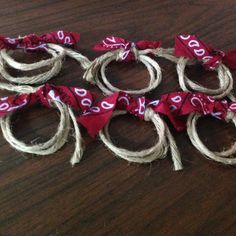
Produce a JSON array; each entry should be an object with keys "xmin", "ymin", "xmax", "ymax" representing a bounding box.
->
[
  {"xmin": 144, "ymin": 108, "xmax": 155, "ymax": 121},
  {"xmin": 116, "ymin": 44, "xmax": 140, "ymax": 61},
  {"xmin": 153, "ymin": 47, "xmax": 164, "ymax": 56},
  {"xmin": 131, "ymin": 45, "xmax": 140, "ymax": 60},
  {"xmin": 226, "ymin": 111, "xmax": 235, "ymax": 122}
]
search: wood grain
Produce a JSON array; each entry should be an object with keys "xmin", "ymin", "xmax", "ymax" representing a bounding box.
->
[{"xmin": 0, "ymin": 0, "xmax": 236, "ymax": 235}]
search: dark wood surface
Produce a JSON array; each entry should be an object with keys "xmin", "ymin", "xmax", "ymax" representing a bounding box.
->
[{"xmin": 0, "ymin": 1, "xmax": 236, "ymax": 235}]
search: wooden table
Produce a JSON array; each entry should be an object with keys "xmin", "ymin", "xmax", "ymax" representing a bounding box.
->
[{"xmin": 0, "ymin": 1, "xmax": 236, "ymax": 235}]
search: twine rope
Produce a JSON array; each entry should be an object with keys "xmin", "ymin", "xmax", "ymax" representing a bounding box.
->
[
  {"xmin": 99, "ymin": 109, "xmax": 183, "ymax": 171},
  {"xmin": 151, "ymin": 47, "xmax": 181, "ymax": 63},
  {"xmin": 0, "ymin": 44, "xmax": 91, "ymax": 93},
  {"xmin": 0, "ymin": 101, "xmax": 84, "ymax": 164},
  {"xmin": 83, "ymin": 48, "xmax": 163, "ymax": 95},
  {"xmin": 176, "ymin": 57, "xmax": 233, "ymax": 99},
  {"xmin": 0, "ymin": 46, "xmax": 64, "ymax": 84},
  {"xmin": 187, "ymin": 112, "xmax": 236, "ymax": 165}
]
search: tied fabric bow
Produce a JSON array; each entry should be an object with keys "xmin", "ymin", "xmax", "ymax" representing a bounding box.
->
[
  {"xmin": 78, "ymin": 91, "xmax": 236, "ymax": 137},
  {"xmin": 0, "ymin": 31, "xmax": 80, "ymax": 51},
  {"xmin": 175, "ymin": 35, "xmax": 236, "ymax": 70},
  {"xmin": 0, "ymin": 83, "xmax": 93, "ymax": 117},
  {"xmin": 94, "ymin": 36, "xmax": 161, "ymax": 61},
  {"xmin": 78, "ymin": 92, "xmax": 153, "ymax": 136}
]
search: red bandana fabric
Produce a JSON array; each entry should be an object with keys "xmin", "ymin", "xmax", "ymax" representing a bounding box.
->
[
  {"xmin": 94, "ymin": 36, "xmax": 161, "ymax": 61},
  {"xmin": 175, "ymin": 35, "xmax": 236, "ymax": 70},
  {"xmin": 0, "ymin": 84, "xmax": 93, "ymax": 117},
  {"xmin": 154, "ymin": 92, "xmax": 229, "ymax": 129},
  {"xmin": 0, "ymin": 31, "xmax": 80, "ymax": 51},
  {"xmin": 1, "ymin": 87, "xmax": 235, "ymax": 138},
  {"xmin": 78, "ymin": 91, "xmax": 236, "ymax": 137}
]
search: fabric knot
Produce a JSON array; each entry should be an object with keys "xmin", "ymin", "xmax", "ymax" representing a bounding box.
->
[
  {"xmin": 94, "ymin": 37, "xmax": 161, "ymax": 62},
  {"xmin": 175, "ymin": 35, "xmax": 236, "ymax": 70},
  {"xmin": 0, "ymin": 31, "xmax": 80, "ymax": 51},
  {"xmin": 115, "ymin": 44, "xmax": 139, "ymax": 61}
]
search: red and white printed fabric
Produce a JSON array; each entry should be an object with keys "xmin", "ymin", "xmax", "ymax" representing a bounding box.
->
[
  {"xmin": 0, "ymin": 31, "xmax": 80, "ymax": 51},
  {"xmin": 1, "ymin": 86, "xmax": 235, "ymax": 138},
  {"xmin": 94, "ymin": 36, "xmax": 161, "ymax": 61},
  {"xmin": 175, "ymin": 35, "xmax": 236, "ymax": 70},
  {"xmin": 78, "ymin": 91, "xmax": 235, "ymax": 137},
  {"xmin": 0, "ymin": 83, "xmax": 93, "ymax": 117}
]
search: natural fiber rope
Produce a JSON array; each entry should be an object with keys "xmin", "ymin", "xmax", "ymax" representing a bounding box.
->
[
  {"xmin": 227, "ymin": 92, "xmax": 236, "ymax": 102},
  {"xmin": 151, "ymin": 47, "xmax": 181, "ymax": 63},
  {"xmin": 0, "ymin": 44, "xmax": 91, "ymax": 93},
  {"xmin": 0, "ymin": 82, "xmax": 38, "ymax": 93},
  {"xmin": 1, "ymin": 45, "xmax": 62, "ymax": 71},
  {"xmin": 0, "ymin": 45, "xmax": 64, "ymax": 84},
  {"xmin": 0, "ymin": 101, "xmax": 84, "ymax": 164},
  {"xmin": 68, "ymin": 107, "xmax": 84, "ymax": 166},
  {"xmin": 0, "ymin": 101, "xmax": 70, "ymax": 155},
  {"xmin": 99, "ymin": 109, "xmax": 183, "ymax": 171},
  {"xmin": 187, "ymin": 112, "xmax": 236, "ymax": 165},
  {"xmin": 176, "ymin": 57, "xmax": 233, "ymax": 99},
  {"xmin": 63, "ymin": 47, "xmax": 91, "ymax": 70},
  {"xmin": 83, "ymin": 48, "xmax": 162, "ymax": 95},
  {"xmin": 0, "ymin": 46, "xmax": 61, "ymax": 93}
]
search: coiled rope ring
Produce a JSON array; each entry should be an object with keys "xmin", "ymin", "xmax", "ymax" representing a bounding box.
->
[
  {"xmin": 176, "ymin": 57, "xmax": 233, "ymax": 99},
  {"xmin": 99, "ymin": 109, "xmax": 183, "ymax": 170},
  {"xmin": 83, "ymin": 48, "xmax": 162, "ymax": 95},
  {"xmin": 0, "ymin": 43, "xmax": 91, "ymax": 93},
  {"xmin": 0, "ymin": 101, "xmax": 84, "ymax": 165},
  {"xmin": 187, "ymin": 112, "xmax": 236, "ymax": 165}
]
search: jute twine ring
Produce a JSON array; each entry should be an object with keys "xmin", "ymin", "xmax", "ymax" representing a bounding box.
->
[
  {"xmin": 83, "ymin": 48, "xmax": 162, "ymax": 95},
  {"xmin": 187, "ymin": 112, "xmax": 236, "ymax": 165},
  {"xmin": 0, "ymin": 101, "xmax": 84, "ymax": 165},
  {"xmin": 176, "ymin": 57, "xmax": 233, "ymax": 99},
  {"xmin": 99, "ymin": 109, "xmax": 183, "ymax": 171},
  {"xmin": 0, "ymin": 43, "xmax": 91, "ymax": 93},
  {"xmin": 227, "ymin": 90, "xmax": 236, "ymax": 102}
]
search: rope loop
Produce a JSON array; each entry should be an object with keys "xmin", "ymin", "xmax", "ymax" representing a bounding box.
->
[
  {"xmin": 187, "ymin": 112, "xmax": 236, "ymax": 165},
  {"xmin": 99, "ymin": 110, "xmax": 183, "ymax": 171}
]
